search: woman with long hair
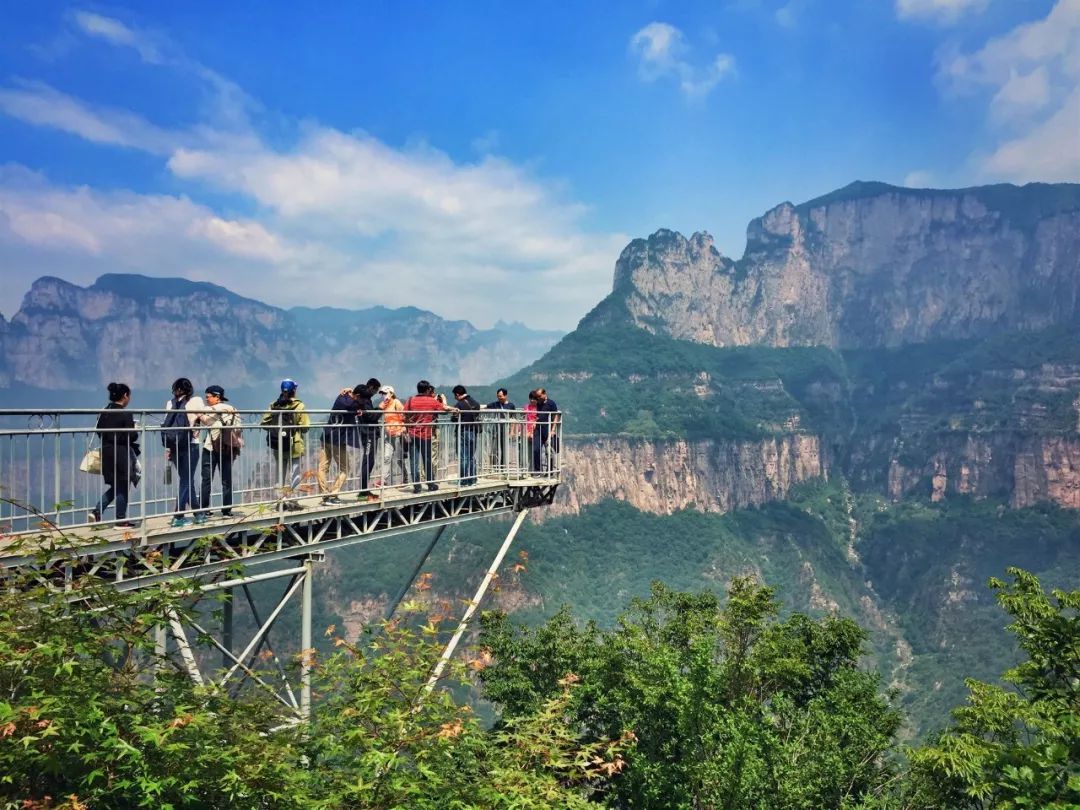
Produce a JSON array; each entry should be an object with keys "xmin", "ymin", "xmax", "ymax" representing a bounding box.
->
[{"xmin": 90, "ymin": 382, "xmax": 139, "ymax": 527}]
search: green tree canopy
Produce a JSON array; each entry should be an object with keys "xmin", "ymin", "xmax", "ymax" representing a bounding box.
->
[{"xmin": 479, "ymin": 579, "xmax": 903, "ymax": 809}]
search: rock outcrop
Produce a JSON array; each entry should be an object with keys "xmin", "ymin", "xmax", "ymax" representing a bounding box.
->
[
  {"xmin": 602, "ymin": 182, "xmax": 1080, "ymax": 349},
  {"xmin": 555, "ymin": 435, "xmax": 824, "ymax": 516}
]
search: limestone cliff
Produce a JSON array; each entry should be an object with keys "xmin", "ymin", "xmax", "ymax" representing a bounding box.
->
[
  {"xmin": 602, "ymin": 182, "xmax": 1080, "ymax": 349},
  {"xmin": 554, "ymin": 434, "xmax": 824, "ymax": 516},
  {"xmin": 1, "ymin": 274, "xmax": 563, "ymax": 398}
]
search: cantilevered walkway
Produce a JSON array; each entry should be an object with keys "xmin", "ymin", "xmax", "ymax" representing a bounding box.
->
[{"xmin": 0, "ymin": 407, "xmax": 561, "ymax": 719}]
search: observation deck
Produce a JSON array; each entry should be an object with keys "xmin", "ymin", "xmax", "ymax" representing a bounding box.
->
[{"xmin": 0, "ymin": 407, "xmax": 561, "ymax": 590}]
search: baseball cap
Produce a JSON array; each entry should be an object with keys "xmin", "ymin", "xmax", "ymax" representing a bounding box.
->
[{"xmin": 379, "ymin": 384, "xmax": 395, "ymax": 396}]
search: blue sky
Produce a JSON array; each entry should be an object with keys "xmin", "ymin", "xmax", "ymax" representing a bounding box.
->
[{"xmin": 0, "ymin": 0, "xmax": 1076, "ymax": 329}]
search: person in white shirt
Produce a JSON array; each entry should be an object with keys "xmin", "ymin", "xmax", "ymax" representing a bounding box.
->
[
  {"xmin": 198, "ymin": 385, "xmax": 240, "ymax": 519},
  {"xmin": 162, "ymin": 377, "xmax": 206, "ymax": 527}
]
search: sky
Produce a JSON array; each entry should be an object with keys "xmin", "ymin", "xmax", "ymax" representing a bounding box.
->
[{"xmin": 0, "ymin": 0, "xmax": 1076, "ymax": 330}]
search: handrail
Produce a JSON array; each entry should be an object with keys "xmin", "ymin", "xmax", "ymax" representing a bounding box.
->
[{"xmin": 0, "ymin": 407, "xmax": 562, "ymax": 538}]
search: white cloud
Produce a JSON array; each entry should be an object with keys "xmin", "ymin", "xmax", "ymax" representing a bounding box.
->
[
  {"xmin": 0, "ymin": 80, "xmax": 181, "ymax": 154},
  {"xmin": 896, "ymin": 0, "xmax": 989, "ymax": 24},
  {"xmin": 903, "ymin": 170, "xmax": 935, "ymax": 187},
  {"xmin": 71, "ymin": 10, "xmax": 163, "ymax": 63},
  {"xmin": 982, "ymin": 85, "xmax": 1080, "ymax": 181},
  {"xmin": 937, "ymin": 0, "xmax": 1080, "ymax": 181},
  {"xmin": 990, "ymin": 66, "xmax": 1051, "ymax": 120},
  {"xmin": 0, "ymin": 14, "xmax": 628, "ymax": 329},
  {"xmin": 629, "ymin": 22, "xmax": 736, "ymax": 99}
]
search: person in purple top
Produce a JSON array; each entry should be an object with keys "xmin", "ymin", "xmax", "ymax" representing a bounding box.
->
[{"xmin": 531, "ymin": 387, "xmax": 559, "ymax": 475}]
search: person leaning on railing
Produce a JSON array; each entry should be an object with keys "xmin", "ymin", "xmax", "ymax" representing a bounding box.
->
[{"xmin": 89, "ymin": 382, "xmax": 140, "ymax": 528}]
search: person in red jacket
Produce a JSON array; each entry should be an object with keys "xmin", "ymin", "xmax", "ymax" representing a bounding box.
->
[{"xmin": 405, "ymin": 380, "xmax": 449, "ymax": 493}]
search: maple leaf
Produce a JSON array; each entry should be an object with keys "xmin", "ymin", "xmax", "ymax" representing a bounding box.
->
[
  {"xmin": 437, "ymin": 718, "xmax": 463, "ymax": 739},
  {"xmin": 168, "ymin": 713, "xmax": 194, "ymax": 729}
]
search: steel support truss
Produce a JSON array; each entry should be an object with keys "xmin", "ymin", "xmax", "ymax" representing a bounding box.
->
[{"xmin": 2, "ymin": 481, "xmax": 558, "ymax": 725}]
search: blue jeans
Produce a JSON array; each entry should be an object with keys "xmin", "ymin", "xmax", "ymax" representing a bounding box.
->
[
  {"xmin": 96, "ymin": 483, "xmax": 128, "ymax": 520},
  {"xmin": 409, "ymin": 436, "xmax": 433, "ymax": 485},
  {"xmin": 173, "ymin": 442, "xmax": 201, "ymax": 515},
  {"xmin": 459, "ymin": 428, "xmax": 477, "ymax": 485}
]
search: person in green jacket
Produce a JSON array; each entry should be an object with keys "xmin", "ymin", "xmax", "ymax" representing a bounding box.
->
[{"xmin": 261, "ymin": 379, "xmax": 310, "ymax": 511}]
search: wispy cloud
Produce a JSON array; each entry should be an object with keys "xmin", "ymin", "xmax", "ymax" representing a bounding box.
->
[
  {"xmin": 70, "ymin": 10, "xmax": 164, "ymax": 63},
  {"xmin": 0, "ymin": 80, "xmax": 182, "ymax": 154},
  {"xmin": 0, "ymin": 11, "xmax": 626, "ymax": 329},
  {"xmin": 629, "ymin": 22, "xmax": 736, "ymax": 99},
  {"xmin": 937, "ymin": 0, "xmax": 1080, "ymax": 182},
  {"xmin": 895, "ymin": 0, "xmax": 989, "ymax": 25},
  {"xmin": 903, "ymin": 170, "xmax": 935, "ymax": 188}
]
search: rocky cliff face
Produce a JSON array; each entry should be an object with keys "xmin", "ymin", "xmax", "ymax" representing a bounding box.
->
[
  {"xmin": 555, "ymin": 434, "xmax": 824, "ymax": 516},
  {"xmin": 604, "ymin": 182, "xmax": 1080, "ymax": 349},
  {"xmin": 1, "ymin": 274, "xmax": 563, "ymax": 398},
  {"xmin": 520, "ymin": 182, "xmax": 1080, "ymax": 515}
]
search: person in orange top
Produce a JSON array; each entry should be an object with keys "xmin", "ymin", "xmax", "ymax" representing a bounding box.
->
[
  {"xmin": 404, "ymin": 380, "xmax": 449, "ymax": 493},
  {"xmin": 378, "ymin": 384, "xmax": 407, "ymax": 486}
]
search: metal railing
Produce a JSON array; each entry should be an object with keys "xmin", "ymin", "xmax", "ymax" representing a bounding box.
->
[{"xmin": 0, "ymin": 407, "xmax": 561, "ymax": 539}]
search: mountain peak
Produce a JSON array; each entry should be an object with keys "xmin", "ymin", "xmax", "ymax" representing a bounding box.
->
[{"xmin": 593, "ymin": 180, "xmax": 1080, "ymax": 349}]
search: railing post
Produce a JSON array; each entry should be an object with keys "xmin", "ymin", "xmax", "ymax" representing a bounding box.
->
[{"xmin": 139, "ymin": 415, "xmax": 148, "ymax": 544}]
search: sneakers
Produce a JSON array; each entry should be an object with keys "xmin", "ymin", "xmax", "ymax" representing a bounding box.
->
[
  {"xmin": 193, "ymin": 513, "xmax": 210, "ymax": 525},
  {"xmin": 322, "ymin": 496, "xmax": 344, "ymax": 505},
  {"xmin": 170, "ymin": 516, "xmax": 192, "ymax": 528},
  {"xmin": 87, "ymin": 510, "xmax": 100, "ymax": 524},
  {"xmin": 282, "ymin": 500, "xmax": 303, "ymax": 512},
  {"xmin": 116, "ymin": 520, "xmax": 139, "ymax": 529},
  {"xmin": 412, "ymin": 484, "xmax": 423, "ymax": 494},
  {"xmin": 219, "ymin": 509, "xmax": 235, "ymax": 517},
  {"xmin": 427, "ymin": 483, "xmax": 439, "ymax": 492},
  {"xmin": 356, "ymin": 491, "xmax": 377, "ymax": 501}
]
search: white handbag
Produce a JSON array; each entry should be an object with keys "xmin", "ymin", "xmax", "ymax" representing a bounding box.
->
[{"xmin": 79, "ymin": 445, "xmax": 102, "ymax": 474}]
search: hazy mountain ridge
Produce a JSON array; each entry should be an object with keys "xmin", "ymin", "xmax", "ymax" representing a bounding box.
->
[{"xmin": 0, "ymin": 274, "xmax": 564, "ymax": 398}]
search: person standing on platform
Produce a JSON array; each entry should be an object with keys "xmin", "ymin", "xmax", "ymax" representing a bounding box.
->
[
  {"xmin": 532, "ymin": 387, "xmax": 560, "ymax": 476},
  {"xmin": 318, "ymin": 386, "xmax": 359, "ymax": 504},
  {"xmin": 405, "ymin": 380, "xmax": 449, "ymax": 493},
  {"xmin": 162, "ymin": 377, "xmax": 205, "ymax": 527},
  {"xmin": 378, "ymin": 385, "xmax": 408, "ymax": 486},
  {"xmin": 90, "ymin": 382, "xmax": 139, "ymax": 528},
  {"xmin": 261, "ymin": 379, "xmax": 309, "ymax": 511},
  {"xmin": 451, "ymin": 385, "xmax": 481, "ymax": 485},
  {"xmin": 198, "ymin": 385, "xmax": 239, "ymax": 518},
  {"xmin": 485, "ymin": 387, "xmax": 516, "ymax": 473},
  {"xmin": 353, "ymin": 378, "xmax": 381, "ymax": 499}
]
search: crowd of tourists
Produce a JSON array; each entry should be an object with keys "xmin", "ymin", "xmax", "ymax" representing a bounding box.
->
[{"xmin": 88, "ymin": 377, "xmax": 559, "ymax": 528}]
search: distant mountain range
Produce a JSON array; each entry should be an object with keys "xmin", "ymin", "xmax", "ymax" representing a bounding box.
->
[{"xmin": 0, "ymin": 274, "xmax": 564, "ymax": 402}]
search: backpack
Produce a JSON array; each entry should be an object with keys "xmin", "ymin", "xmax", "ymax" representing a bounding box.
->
[
  {"xmin": 266, "ymin": 400, "xmax": 299, "ymax": 448},
  {"xmin": 212, "ymin": 409, "xmax": 244, "ymax": 457},
  {"xmin": 161, "ymin": 398, "xmax": 191, "ymax": 448}
]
